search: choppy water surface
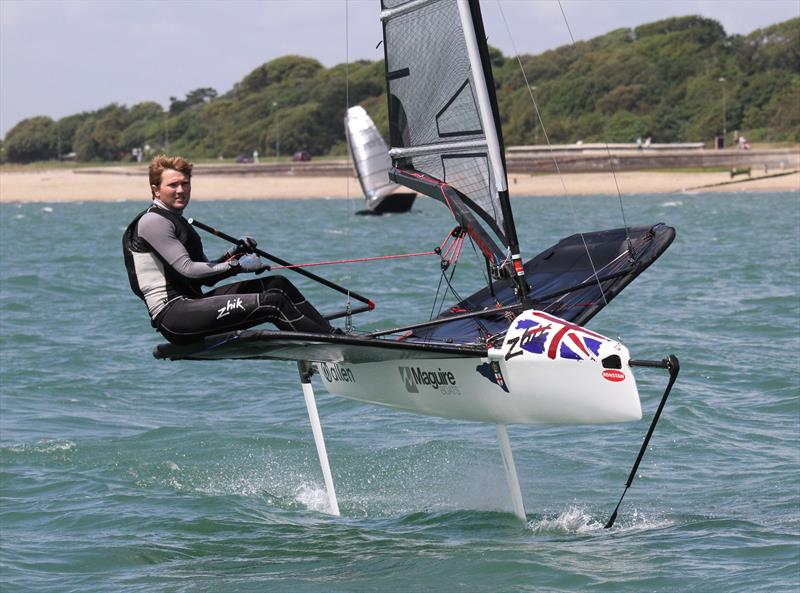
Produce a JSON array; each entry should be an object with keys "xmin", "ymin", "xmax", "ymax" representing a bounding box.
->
[{"xmin": 1, "ymin": 190, "xmax": 798, "ymax": 592}]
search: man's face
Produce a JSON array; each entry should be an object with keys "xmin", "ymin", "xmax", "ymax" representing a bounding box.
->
[{"xmin": 153, "ymin": 169, "xmax": 191, "ymax": 211}]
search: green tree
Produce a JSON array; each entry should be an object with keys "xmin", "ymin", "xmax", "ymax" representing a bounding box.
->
[
  {"xmin": 764, "ymin": 78, "xmax": 800, "ymax": 141},
  {"xmin": 73, "ymin": 118, "xmax": 100, "ymax": 161},
  {"xmin": 185, "ymin": 87, "xmax": 218, "ymax": 107},
  {"xmin": 604, "ymin": 111, "xmax": 651, "ymax": 142},
  {"xmin": 234, "ymin": 55, "xmax": 323, "ymax": 95},
  {"xmin": 121, "ymin": 101, "xmax": 165, "ymax": 152},
  {"xmin": 55, "ymin": 113, "xmax": 92, "ymax": 157},
  {"xmin": 5, "ymin": 15, "xmax": 798, "ymax": 163},
  {"xmin": 72, "ymin": 104, "xmax": 129, "ymax": 161},
  {"xmin": 92, "ymin": 105, "xmax": 127, "ymax": 160},
  {"xmin": 170, "ymin": 87, "xmax": 218, "ymax": 115},
  {"xmin": 4, "ymin": 116, "xmax": 58, "ymax": 163}
]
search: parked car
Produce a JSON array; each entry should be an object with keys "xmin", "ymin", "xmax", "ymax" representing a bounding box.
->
[
  {"xmin": 292, "ymin": 151, "xmax": 312, "ymax": 162},
  {"xmin": 235, "ymin": 154, "xmax": 254, "ymax": 163}
]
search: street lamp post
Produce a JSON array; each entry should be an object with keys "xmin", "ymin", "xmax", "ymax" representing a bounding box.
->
[
  {"xmin": 164, "ymin": 114, "xmax": 169, "ymax": 151},
  {"xmin": 529, "ymin": 85, "xmax": 538, "ymax": 145},
  {"xmin": 718, "ymin": 77, "xmax": 726, "ymax": 147},
  {"xmin": 272, "ymin": 101, "xmax": 280, "ymax": 160}
]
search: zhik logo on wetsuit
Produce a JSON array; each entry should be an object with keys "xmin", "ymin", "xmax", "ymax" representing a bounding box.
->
[{"xmin": 217, "ymin": 297, "xmax": 246, "ymax": 319}]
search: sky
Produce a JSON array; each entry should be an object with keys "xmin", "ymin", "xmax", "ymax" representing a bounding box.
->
[{"xmin": 1, "ymin": 0, "xmax": 798, "ymax": 138}]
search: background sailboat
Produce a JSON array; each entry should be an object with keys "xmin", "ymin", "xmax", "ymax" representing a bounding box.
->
[{"xmin": 345, "ymin": 106, "xmax": 416, "ymax": 215}]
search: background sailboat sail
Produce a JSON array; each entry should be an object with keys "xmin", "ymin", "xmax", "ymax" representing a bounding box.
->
[
  {"xmin": 344, "ymin": 106, "xmax": 416, "ymax": 215},
  {"xmin": 381, "ymin": 0, "xmax": 524, "ymax": 284}
]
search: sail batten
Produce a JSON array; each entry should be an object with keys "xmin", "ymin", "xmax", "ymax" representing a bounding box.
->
[
  {"xmin": 389, "ymin": 139, "xmax": 488, "ymax": 158},
  {"xmin": 380, "ymin": 0, "xmax": 439, "ymax": 20}
]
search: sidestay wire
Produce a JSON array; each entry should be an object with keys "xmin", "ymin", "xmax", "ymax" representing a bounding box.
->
[{"xmin": 554, "ymin": 0, "xmax": 635, "ymax": 258}]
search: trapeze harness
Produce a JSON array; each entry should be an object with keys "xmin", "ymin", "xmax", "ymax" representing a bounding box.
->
[{"xmin": 122, "ymin": 203, "xmax": 332, "ymax": 344}]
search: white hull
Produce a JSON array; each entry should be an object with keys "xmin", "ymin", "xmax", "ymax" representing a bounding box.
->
[{"xmin": 317, "ymin": 310, "xmax": 642, "ymax": 425}]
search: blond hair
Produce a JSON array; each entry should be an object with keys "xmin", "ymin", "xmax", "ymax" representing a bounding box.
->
[{"xmin": 148, "ymin": 155, "xmax": 193, "ymax": 197}]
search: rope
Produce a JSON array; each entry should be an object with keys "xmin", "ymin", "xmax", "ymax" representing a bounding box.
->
[
  {"xmin": 270, "ymin": 250, "xmax": 437, "ymax": 270},
  {"xmin": 270, "ymin": 228, "xmax": 464, "ymax": 271}
]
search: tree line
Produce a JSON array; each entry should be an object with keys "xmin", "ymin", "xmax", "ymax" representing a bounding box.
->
[{"xmin": 2, "ymin": 15, "xmax": 797, "ymax": 164}]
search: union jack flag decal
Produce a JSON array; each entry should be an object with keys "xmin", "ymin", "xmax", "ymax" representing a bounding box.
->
[{"xmin": 505, "ymin": 311, "xmax": 606, "ymax": 362}]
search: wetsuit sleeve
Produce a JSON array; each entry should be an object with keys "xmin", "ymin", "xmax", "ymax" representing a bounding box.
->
[{"xmin": 137, "ymin": 212, "xmax": 233, "ymax": 284}]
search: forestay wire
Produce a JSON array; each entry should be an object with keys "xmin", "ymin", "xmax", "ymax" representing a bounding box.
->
[
  {"xmin": 335, "ymin": 0, "xmax": 357, "ymax": 326},
  {"xmin": 495, "ymin": 0, "xmax": 637, "ymax": 307}
]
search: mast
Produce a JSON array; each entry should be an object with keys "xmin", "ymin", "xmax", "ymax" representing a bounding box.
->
[{"xmin": 459, "ymin": 0, "xmax": 529, "ymax": 303}]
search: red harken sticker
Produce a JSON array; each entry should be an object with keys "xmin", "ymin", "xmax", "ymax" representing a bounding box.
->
[{"xmin": 602, "ymin": 369, "xmax": 626, "ymax": 382}]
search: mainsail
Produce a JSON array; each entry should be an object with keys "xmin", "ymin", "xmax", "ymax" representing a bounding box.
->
[{"xmin": 381, "ymin": 0, "xmax": 525, "ymax": 288}]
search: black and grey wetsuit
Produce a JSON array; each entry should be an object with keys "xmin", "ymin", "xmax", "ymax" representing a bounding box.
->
[{"xmin": 123, "ymin": 201, "xmax": 332, "ymax": 343}]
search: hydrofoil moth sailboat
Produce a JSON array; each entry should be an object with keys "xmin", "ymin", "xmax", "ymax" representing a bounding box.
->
[{"xmin": 155, "ymin": 0, "xmax": 679, "ymax": 525}]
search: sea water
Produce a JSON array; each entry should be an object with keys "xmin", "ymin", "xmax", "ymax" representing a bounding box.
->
[{"xmin": 1, "ymin": 190, "xmax": 798, "ymax": 592}]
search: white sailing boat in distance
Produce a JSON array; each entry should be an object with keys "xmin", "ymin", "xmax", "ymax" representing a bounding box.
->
[{"xmin": 345, "ymin": 105, "xmax": 416, "ymax": 214}]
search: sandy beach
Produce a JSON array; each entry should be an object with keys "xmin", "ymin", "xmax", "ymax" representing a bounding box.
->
[{"xmin": 0, "ymin": 167, "xmax": 797, "ymax": 202}]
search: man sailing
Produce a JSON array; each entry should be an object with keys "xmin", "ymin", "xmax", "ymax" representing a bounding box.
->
[{"xmin": 123, "ymin": 154, "xmax": 334, "ymax": 344}]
